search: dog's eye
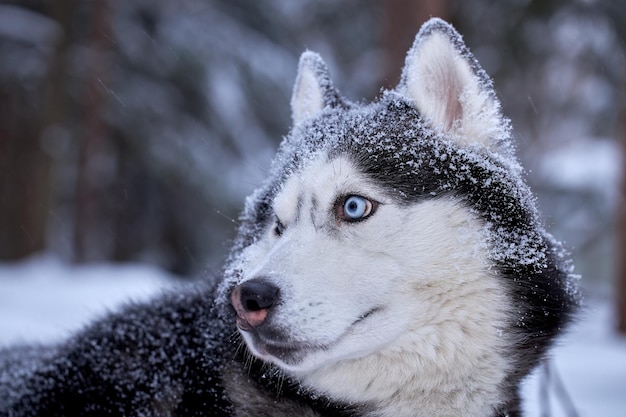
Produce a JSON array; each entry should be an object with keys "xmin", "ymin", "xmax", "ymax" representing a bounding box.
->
[
  {"xmin": 338, "ymin": 195, "xmax": 376, "ymax": 222},
  {"xmin": 274, "ymin": 218, "xmax": 286, "ymax": 237}
]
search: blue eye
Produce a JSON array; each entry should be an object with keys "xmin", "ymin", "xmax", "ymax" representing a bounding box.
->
[{"xmin": 340, "ymin": 195, "xmax": 375, "ymax": 221}]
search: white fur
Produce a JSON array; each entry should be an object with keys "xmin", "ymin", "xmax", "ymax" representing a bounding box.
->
[
  {"xmin": 402, "ymin": 32, "xmax": 505, "ymax": 151},
  {"xmin": 237, "ymin": 156, "xmax": 514, "ymax": 417},
  {"xmin": 291, "ymin": 52, "xmax": 325, "ymax": 125}
]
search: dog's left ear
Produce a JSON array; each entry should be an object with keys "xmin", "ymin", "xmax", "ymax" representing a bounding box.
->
[
  {"xmin": 291, "ymin": 51, "xmax": 345, "ymax": 125},
  {"xmin": 399, "ymin": 18, "xmax": 508, "ymax": 150}
]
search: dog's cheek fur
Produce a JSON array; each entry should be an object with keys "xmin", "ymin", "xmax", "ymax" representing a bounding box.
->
[{"xmin": 291, "ymin": 199, "xmax": 512, "ymax": 417}]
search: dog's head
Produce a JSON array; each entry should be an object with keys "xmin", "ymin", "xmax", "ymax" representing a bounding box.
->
[{"xmin": 219, "ymin": 18, "xmax": 578, "ymax": 410}]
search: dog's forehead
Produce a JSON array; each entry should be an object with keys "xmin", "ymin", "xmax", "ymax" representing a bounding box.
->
[
  {"xmin": 266, "ymin": 98, "xmax": 436, "ymax": 216},
  {"xmin": 273, "ymin": 155, "xmax": 364, "ymax": 215}
]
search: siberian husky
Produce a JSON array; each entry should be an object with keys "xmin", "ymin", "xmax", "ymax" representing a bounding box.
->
[
  {"xmin": 0, "ymin": 18, "xmax": 578, "ymax": 417},
  {"xmin": 222, "ymin": 17, "xmax": 579, "ymax": 417}
]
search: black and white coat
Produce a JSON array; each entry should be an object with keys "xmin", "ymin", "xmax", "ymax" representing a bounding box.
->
[{"xmin": 0, "ymin": 18, "xmax": 578, "ymax": 417}]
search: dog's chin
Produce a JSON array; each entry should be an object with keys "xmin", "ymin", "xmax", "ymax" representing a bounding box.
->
[
  {"xmin": 239, "ymin": 328, "xmax": 339, "ymax": 373},
  {"xmin": 244, "ymin": 333, "xmax": 306, "ymax": 364},
  {"xmin": 240, "ymin": 329, "xmax": 380, "ymax": 376},
  {"xmin": 238, "ymin": 307, "xmax": 393, "ymax": 374}
]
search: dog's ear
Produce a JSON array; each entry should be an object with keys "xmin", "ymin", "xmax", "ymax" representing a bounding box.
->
[
  {"xmin": 399, "ymin": 18, "xmax": 509, "ymax": 150},
  {"xmin": 291, "ymin": 51, "xmax": 343, "ymax": 125}
]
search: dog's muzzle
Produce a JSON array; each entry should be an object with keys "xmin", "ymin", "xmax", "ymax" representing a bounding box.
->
[{"xmin": 230, "ymin": 279, "xmax": 280, "ymax": 330}]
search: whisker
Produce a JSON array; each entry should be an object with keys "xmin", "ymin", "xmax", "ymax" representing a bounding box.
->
[{"xmin": 214, "ymin": 208, "xmax": 240, "ymax": 226}]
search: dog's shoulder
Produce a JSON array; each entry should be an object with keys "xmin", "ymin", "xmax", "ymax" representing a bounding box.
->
[{"xmin": 0, "ymin": 286, "xmax": 233, "ymax": 416}]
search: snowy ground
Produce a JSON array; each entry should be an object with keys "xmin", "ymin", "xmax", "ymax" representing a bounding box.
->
[{"xmin": 1, "ymin": 255, "xmax": 625, "ymax": 416}]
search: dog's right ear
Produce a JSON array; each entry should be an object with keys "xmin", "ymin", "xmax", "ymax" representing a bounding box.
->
[
  {"xmin": 398, "ymin": 18, "xmax": 509, "ymax": 151},
  {"xmin": 291, "ymin": 51, "xmax": 343, "ymax": 125}
]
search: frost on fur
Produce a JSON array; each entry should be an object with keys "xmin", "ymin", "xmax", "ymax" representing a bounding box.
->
[
  {"xmin": 399, "ymin": 18, "xmax": 511, "ymax": 153},
  {"xmin": 291, "ymin": 51, "xmax": 348, "ymax": 125}
]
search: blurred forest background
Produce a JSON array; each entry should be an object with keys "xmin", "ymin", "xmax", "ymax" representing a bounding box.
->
[{"xmin": 0, "ymin": 1, "xmax": 625, "ymax": 326}]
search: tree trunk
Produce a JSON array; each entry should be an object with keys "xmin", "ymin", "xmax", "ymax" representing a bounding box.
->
[
  {"xmin": 382, "ymin": 0, "xmax": 450, "ymax": 88},
  {"xmin": 0, "ymin": 96, "xmax": 51, "ymax": 259},
  {"xmin": 73, "ymin": 0, "xmax": 111, "ymax": 262},
  {"xmin": 0, "ymin": 1, "xmax": 75, "ymax": 260}
]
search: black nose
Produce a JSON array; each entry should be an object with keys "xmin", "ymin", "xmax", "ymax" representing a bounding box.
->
[
  {"xmin": 239, "ymin": 279, "xmax": 280, "ymax": 312},
  {"xmin": 230, "ymin": 279, "xmax": 280, "ymax": 329}
]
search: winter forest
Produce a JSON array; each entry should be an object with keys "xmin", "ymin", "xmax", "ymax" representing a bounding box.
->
[{"xmin": 0, "ymin": 0, "xmax": 625, "ymax": 415}]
